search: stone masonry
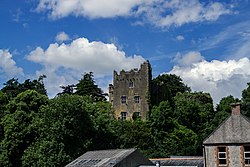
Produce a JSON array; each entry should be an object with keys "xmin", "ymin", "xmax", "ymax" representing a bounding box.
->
[{"xmin": 109, "ymin": 61, "xmax": 151, "ymax": 120}]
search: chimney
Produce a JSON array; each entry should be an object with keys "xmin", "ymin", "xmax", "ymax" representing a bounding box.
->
[{"xmin": 231, "ymin": 102, "xmax": 241, "ymax": 115}]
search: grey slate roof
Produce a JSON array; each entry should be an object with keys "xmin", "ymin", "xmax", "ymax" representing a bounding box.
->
[
  {"xmin": 150, "ymin": 157, "xmax": 203, "ymax": 167},
  {"xmin": 203, "ymin": 113, "xmax": 250, "ymax": 144},
  {"xmin": 65, "ymin": 148, "xmax": 152, "ymax": 167}
]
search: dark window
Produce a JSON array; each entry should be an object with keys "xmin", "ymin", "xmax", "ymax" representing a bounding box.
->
[
  {"xmin": 218, "ymin": 146, "xmax": 227, "ymax": 166},
  {"xmin": 134, "ymin": 96, "xmax": 140, "ymax": 103},
  {"xmin": 245, "ymin": 146, "xmax": 250, "ymax": 165},
  {"xmin": 121, "ymin": 96, "xmax": 126, "ymax": 104},
  {"xmin": 132, "ymin": 112, "xmax": 141, "ymax": 120},
  {"xmin": 121, "ymin": 112, "xmax": 127, "ymax": 120},
  {"xmin": 129, "ymin": 81, "xmax": 134, "ymax": 88},
  {"xmin": 134, "ymin": 112, "xmax": 141, "ymax": 117}
]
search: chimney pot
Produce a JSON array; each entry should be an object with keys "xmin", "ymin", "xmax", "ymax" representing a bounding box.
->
[{"xmin": 231, "ymin": 102, "xmax": 241, "ymax": 115}]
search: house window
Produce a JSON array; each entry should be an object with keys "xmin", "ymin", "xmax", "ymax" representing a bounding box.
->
[
  {"xmin": 129, "ymin": 81, "xmax": 134, "ymax": 88},
  {"xmin": 244, "ymin": 145, "xmax": 250, "ymax": 165},
  {"xmin": 121, "ymin": 96, "xmax": 126, "ymax": 104},
  {"xmin": 121, "ymin": 112, "xmax": 127, "ymax": 120},
  {"xmin": 217, "ymin": 146, "xmax": 227, "ymax": 166},
  {"xmin": 134, "ymin": 96, "xmax": 140, "ymax": 103}
]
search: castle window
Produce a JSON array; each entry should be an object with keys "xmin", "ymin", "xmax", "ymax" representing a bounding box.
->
[
  {"xmin": 134, "ymin": 112, "xmax": 141, "ymax": 116},
  {"xmin": 244, "ymin": 145, "xmax": 250, "ymax": 165},
  {"xmin": 217, "ymin": 146, "xmax": 227, "ymax": 166},
  {"xmin": 134, "ymin": 96, "xmax": 140, "ymax": 103},
  {"xmin": 132, "ymin": 112, "xmax": 141, "ymax": 120},
  {"xmin": 121, "ymin": 96, "xmax": 126, "ymax": 104},
  {"xmin": 129, "ymin": 81, "xmax": 134, "ymax": 88},
  {"xmin": 121, "ymin": 112, "xmax": 127, "ymax": 120}
]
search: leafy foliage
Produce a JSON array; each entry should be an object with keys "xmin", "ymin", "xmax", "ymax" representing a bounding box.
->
[
  {"xmin": 174, "ymin": 92, "xmax": 214, "ymax": 132},
  {"xmin": 21, "ymin": 94, "xmax": 95, "ymax": 166},
  {"xmin": 0, "ymin": 90, "xmax": 48, "ymax": 166},
  {"xmin": 57, "ymin": 84, "xmax": 75, "ymax": 96},
  {"xmin": 150, "ymin": 74, "xmax": 190, "ymax": 107},
  {"xmin": 75, "ymin": 72, "xmax": 106, "ymax": 101},
  {"xmin": 115, "ymin": 119, "xmax": 153, "ymax": 156},
  {"xmin": 1, "ymin": 72, "xmax": 249, "ymax": 166},
  {"xmin": 1, "ymin": 76, "xmax": 47, "ymax": 99},
  {"xmin": 173, "ymin": 92, "xmax": 215, "ymax": 155},
  {"xmin": 216, "ymin": 95, "xmax": 240, "ymax": 113},
  {"xmin": 241, "ymin": 83, "xmax": 250, "ymax": 117}
]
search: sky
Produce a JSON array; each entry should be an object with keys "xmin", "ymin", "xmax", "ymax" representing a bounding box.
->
[{"xmin": 0, "ymin": 0, "xmax": 250, "ymax": 105}]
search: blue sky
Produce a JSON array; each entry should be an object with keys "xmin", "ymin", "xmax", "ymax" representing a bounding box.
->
[{"xmin": 0, "ymin": 0, "xmax": 250, "ymax": 104}]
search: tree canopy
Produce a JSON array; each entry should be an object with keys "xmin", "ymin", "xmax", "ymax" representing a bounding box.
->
[
  {"xmin": 150, "ymin": 74, "xmax": 190, "ymax": 107},
  {"xmin": 75, "ymin": 72, "xmax": 106, "ymax": 101},
  {"xmin": 0, "ymin": 73, "xmax": 249, "ymax": 166}
]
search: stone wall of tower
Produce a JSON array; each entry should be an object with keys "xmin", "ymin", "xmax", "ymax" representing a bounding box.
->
[{"xmin": 109, "ymin": 61, "xmax": 151, "ymax": 120}]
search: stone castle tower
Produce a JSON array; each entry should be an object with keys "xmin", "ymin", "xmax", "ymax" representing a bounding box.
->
[{"xmin": 109, "ymin": 61, "xmax": 151, "ymax": 120}]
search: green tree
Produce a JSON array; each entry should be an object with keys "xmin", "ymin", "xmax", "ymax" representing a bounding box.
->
[
  {"xmin": 204, "ymin": 95, "xmax": 239, "ymax": 135},
  {"xmin": 57, "ymin": 84, "xmax": 75, "ymax": 96},
  {"xmin": 216, "ymin": 95, "xmax": 240, "ymax": 113},
  {"xmin": 20, "ymin": 77, "xmax": 47, "ymax": 96},
  {"xmin": 21, "ymin": 94, "xmax": 95, "ymax": 166},
  {"xmin": 1, "ymin": 76, "xmax": 47, "ymax": 99},
  {"xmin": 166, "ymin": 123, "xmax": 198, "ymax": 156},
  {"xmin": 148, "ymin": 101, "xmax": 175, "ymax": 157},
  {"xmin": 0, "ymin": 90, "xmax": 48, "ymax": 166},
  {"xmin": 0, "ymin": 91, "xmax": 8, "ymax": 141},
  {"xmin": 149, "ymin": 101, "xmax": 175, "ymax": 132},
  {"xmin": 174, "ymin": 92, "xmax": 215, "ymax": 155},
  {"xmin": 241, "ymin": 83, "xmax": 250, "ymax": 117},
  {"xmin": 148, "ymin": 101, "xmax": 198, "ymax": 157},
  {"xmin": 0, "ymin": 91, "xmax": 8, "ymax": 117},
  {"xmin": 75, "ymin": 72, "xmax": 106, "ymax": 101},
  {"xmin": 150, "ymin": 74, "xmax": 190, "ymax": 107},
  {"xmin": 1, "ymin": 78, "xmax": 20, "ymax": 98},
  {"xmin": 116, "ymin": 119, "xmax": 153, "ymax": 156},
  {"xmin": 89, "ymin": 101, "xmax": 118, "ymax": 150},
  {"xmin": 174, "ymin": 92, "xmax": 214, "ymax": 133}
]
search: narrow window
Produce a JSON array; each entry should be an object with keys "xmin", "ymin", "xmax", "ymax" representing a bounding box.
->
[
  {"xmin": 129, "ymin": 80, "xmax": 134, "ymax": 88},
  {"xmin": 244, "ymin": 145, "xmax": 250, "ymax": 166},
  {"xmin": 134, "ymin": 96, "xmax": 140, "ymax": 103},
  {"xmin": 121, "ymin": 96, "xmax": 126, "ymax": 104},
  {"xmin": 217, "ymin": 146, "xmax": 227, "ymax": 166},
  {"xmin": 121, "ymin": 112, "xmax": 127, "ymax": 121}
]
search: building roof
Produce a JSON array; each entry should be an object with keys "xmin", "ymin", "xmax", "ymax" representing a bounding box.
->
[
  {"xmin": 203, "ymin": 113, "xmax": 250, "ymax": 144},
  {"xmin": 150, "ymin": 157, "xmax": 204, "ymax": 167},
  {"xmin": 65, "ymin": 148, "xmax": 152, "ymax": 167}
]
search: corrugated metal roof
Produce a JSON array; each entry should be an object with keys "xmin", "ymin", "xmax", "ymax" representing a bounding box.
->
[{"xmin": 65, "ymin": 148, "xmax": 137, "ymax": 167}]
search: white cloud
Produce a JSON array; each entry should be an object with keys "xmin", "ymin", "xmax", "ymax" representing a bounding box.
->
[
  {"xmin": 55, "ymin": 31, "xmax": 70, "ymax": 43},
  {"xmin": 176, "ymin": 35, "xmax": 184, "ymax": 41},
  {"xmin": 138, "ymin": 0, "xmax": 232, "ymax": 28},
  {"xmin": 169, "ymin": 53, "xmax": 250, "ymax": 104},
  {"xmin": 0, "ymin": 49, "xmax": 24, "ymax": 78},
  {"xmin": 36, "ymin": 0, "xmax": 232, "ymax": 28},
  {"xmin": 173, "ymin": 51, "xmax": 204, "ymax": 66},
  {"xmin": 27, "ymin": 37, "xmax": 145, "ymax": 97},
  {"xmin": 36, "ymin": 0, "xmax": 144, "ymax": 19}
]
